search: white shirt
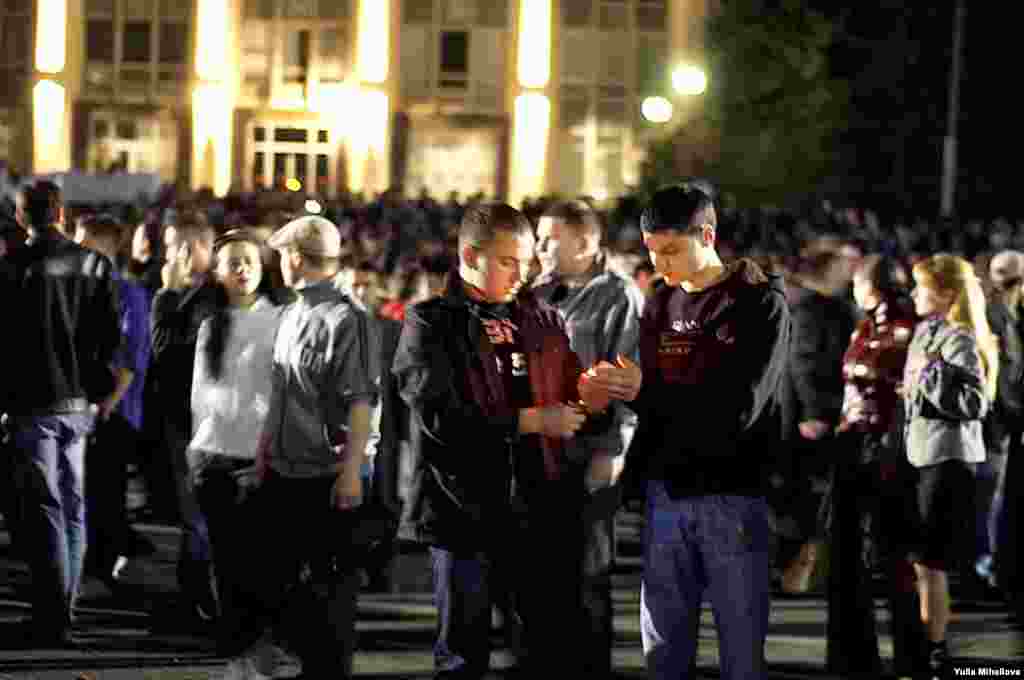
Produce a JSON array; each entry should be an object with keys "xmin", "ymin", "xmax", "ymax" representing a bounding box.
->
[{"xmin": 188, "ymin": 297, "xmax": 281, "ymax": 465}]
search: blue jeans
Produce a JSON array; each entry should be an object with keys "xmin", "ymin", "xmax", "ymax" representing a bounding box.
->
[
  {"xmin": 11, "ymin": 413, "xmax": 94, "ymax": 630},
  {"xmin": 641, "ymin": 482, "xmax": 771, "ymax": 680}
]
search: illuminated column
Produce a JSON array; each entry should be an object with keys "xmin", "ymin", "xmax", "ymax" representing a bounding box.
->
[
  {"xmin": 192, "ymin": 0, "xmax": 237, "ymax": 196},
  {"xmin": 346, "ymin": 0, "xmax": 392, "ymax": 196},
  {"xmin": 31, "ymin": 0, "xmax": 71, "ymax": 173},
  {"xmin": 509, "ymin": 0, "xmax": 553, "ymax": 207}
]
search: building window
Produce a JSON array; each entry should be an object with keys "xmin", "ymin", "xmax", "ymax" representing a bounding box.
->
[
  {"xmin": 83, "ymin": 0, "xmax": 192, "ymax": 100},
  {"xmin": 158, "ymin": 21, "xmax": 188, "ymax": 63},
  {"xmin": 561, "ymin": 0, "xmax": 592, "ymax": 27},
  {"xmin": 403, "ymin": 0, "xmax": 433, "ymax": 24},
  {"xmin": 87, "ymin": 19, "xmax": 116, "ymax": 62},
  {"xmin": 598, "ymin": 0, "xmax": 627, "ymax": 31},
  {"xmin": 87, "ymin": 111, "xmax": 180, "ymax": 179},
  {"xmin": 123, "ymin": 21, "xmax": 153, "ymax": 62},
  {"xmin": 241, "ymin": 1, "xmax": 351, "ymax": 103},
  {"xmin": 319, "ymin": 28, "xmax": 344, "ymax": 83},
  {"xmin": 636, "ymin": 0, "xmax": 666, "ymax": 32},
  {"xmin": 284, "ymin": 30, "xmax": 311, "ymax": 84},
  {"xmin": 249, "ymin": 121, "xmax": 338, "ymax": 193},
  {"xmin": 0, "ymin": 1, "xmax": 31, "ymax": 105},
  {"xmin": 439, "ymin": 31, "xmax": 469, "ymax": 88}
]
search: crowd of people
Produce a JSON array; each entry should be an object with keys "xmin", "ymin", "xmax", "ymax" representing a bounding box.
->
[{"xmin": 0, "ymin": 177, "xmax": 1021, "ymax": 680}]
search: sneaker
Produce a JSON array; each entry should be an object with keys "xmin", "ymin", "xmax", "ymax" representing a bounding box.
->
[
  {"xmin": 926, "ymin": 640, "xmax": 949, "ymax": 680},
  {"xmin": 251, "ymin": 639, "xmax": 303, "ymax": 679},
  {"xmin": 212, "ymin": 656, "xmax": 269, "ymax": 680}
]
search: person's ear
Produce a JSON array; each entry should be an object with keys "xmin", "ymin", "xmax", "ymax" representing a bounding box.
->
[
  {"xmin": 701, "ymin": 224, "xmax": 716, "ymax": 248},
  {"xmin": 461, "ymin": 243, "xmax": 479, "ymax": 271}
]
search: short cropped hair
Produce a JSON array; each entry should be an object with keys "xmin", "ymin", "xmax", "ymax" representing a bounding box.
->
[
  {"xmin": 78, "ymin": 213, "xmax": 124, "ymax": 241},
  {"xmin": 540, "ymin": 199, "xmax": 603, "ymax": 240},
  {"xmin": 640, "ymin": 184, "xmax": 717, "ymax": 235},
  {"xmin": 458, "ymin": 203, "xmax": 533, "ymax": 250},
  {"xmin": 18, "ymin": 180, "xmax": 63, "ymax": 230}
]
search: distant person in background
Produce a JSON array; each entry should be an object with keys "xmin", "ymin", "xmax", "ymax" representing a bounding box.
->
[
  {"xmin": 73, "ymin": 214, "xmax": 155, "ymax": 589},
  {"xmin": 533, "ymin": 199, "xmax": 644, "ymax": 679},
  {"xmin": 633, "ymin": 260, "xmax": 658, "ymax": 298},
  {"xmin": 186, "ymin": 230, "xmax": 287, "ymax": 676},
  {"xmin": 904, "ymin": 254, "xmax": 997, "ymax": 679},
  {"xmin": 125, "ymin": 222, "xmax": 163, "ymax": 294},
  {"xmin": 826, "ymin": 254, "xmax": 923, "ymax": 677},
  {"xmin": 1, "ymin": 181, "xmax": 120, "ymax": 646},
  {"xmin": 147, "ymin": 214, "xmax": 220, "ymax": 626},
  {"xmin": 777, "ymin": 244, "xmax": 860, "ymax": 593},
  {"xmin": 985, "ymin": 250, "xmax": 1024, "ymax": 619}
]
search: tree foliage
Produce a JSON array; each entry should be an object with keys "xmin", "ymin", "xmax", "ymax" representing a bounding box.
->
[{"xmin": 643, "ymin": 0, "xmax": 848, "ymax": 207}]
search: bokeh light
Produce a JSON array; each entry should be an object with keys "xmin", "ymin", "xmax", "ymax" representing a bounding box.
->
[
  {"xmin": 642, "ymin": 96, "xmax": 674, "ymax": 124},
  {"xmin": 672, "ymin": 65, "xmax": 708, "ymax": 96}
]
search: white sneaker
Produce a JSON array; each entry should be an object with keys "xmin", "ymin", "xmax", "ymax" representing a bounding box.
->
[
  {"xmin": 250, "ymin": 638, "xmax": 302, "ymax": 679},
  {"xmin": 211, "ymin": 656, "xmax": 270, "ymax": 680}
]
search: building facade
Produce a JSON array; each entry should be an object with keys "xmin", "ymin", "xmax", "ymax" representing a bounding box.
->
[{"xmin": 5, "ymin": 0, "xmax": 706, "ymax": 204}]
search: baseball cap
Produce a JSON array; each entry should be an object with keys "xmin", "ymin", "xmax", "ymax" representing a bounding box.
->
[{"xmin": 267, "ymin": 215, "xmax": 342, "ymax": 258}]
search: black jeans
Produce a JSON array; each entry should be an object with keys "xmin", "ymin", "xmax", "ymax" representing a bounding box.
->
[
  {"xmin": 194, "ymin": 457, "xmax": 260, "ymax": 650},
  {"xmin": 85, "ymin": 413, "xmax": 138, "ymax": 577},
  {"xmin": 826, "ymin": 432, "xmax": 924, "ymax": 675},
  {"xmin": 221, "ymin": 470, "xmax": 361, "ymax": 678},
  {"xmin": 430, "ymin": 481, "xmax": 591, "ymax": 679}
]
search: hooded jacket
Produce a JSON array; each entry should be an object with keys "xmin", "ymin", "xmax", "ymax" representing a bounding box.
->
[{"xmin": 628, "ymin": 258, "xmax": 790, "ymax": 498}]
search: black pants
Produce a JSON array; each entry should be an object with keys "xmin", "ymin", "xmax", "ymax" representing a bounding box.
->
[
  {"xmin": 221, "ymin": 470, "xmax": 361, "ymax": 678},
  {"xmin": 826, "ymin": 432, "xmax": 924, "ymax": 675},
  {"xmin": 194, "ymin": 457, "xmax": 259, "ymax": 650},
  {"xmin": 85, "ymin": 414, "xmax": 138, "ymax": 577},
  {"xmin": 432, "ymin": 481, "xmax": 594, "ymax": 679}
]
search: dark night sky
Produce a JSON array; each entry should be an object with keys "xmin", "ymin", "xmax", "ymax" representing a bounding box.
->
[{"xmin": 814, "ymin": 1, "xmax": 1016, "ymax": 218}]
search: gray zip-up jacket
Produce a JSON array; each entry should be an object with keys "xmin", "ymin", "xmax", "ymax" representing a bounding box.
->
[
  {"xmin": 532, "ymin": 253, "xmax": 644, "ymax": 459},
  {"xmin": 902, "ymin": 316, "xmax": 988, "ymax": 468},
  {"xmin": 264, "ymin": 279, "xmax": 381, "ymax": 478}
]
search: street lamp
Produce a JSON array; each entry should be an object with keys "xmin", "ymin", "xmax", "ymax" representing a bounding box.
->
[
  {"xmin": 642, "ymin": 96, "xmax": 674, "ymax": 124},
  {"xmin": 671, "ymin": 65, "xmax": 708, "ymax": 96}
]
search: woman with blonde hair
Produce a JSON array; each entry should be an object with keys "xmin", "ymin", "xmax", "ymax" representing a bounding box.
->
[{"xmin": 904, "ymin": 254, "xmax": 998, "ymax": 678}]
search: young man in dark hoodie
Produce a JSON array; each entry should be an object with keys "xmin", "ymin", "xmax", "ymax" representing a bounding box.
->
[
  {"xmin": 392, "ymin": 203, "xmax": 620, "ymax": 679},
  {"xmin": 628, "ymin": 184, "xmax": 790, "ymax": 680}
]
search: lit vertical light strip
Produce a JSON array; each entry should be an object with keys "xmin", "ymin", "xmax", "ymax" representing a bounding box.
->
[
  {"xmin": 357, "ymin": 0, "xmax": 390, "ymax": 84},
  {"xmin": 517, "ymin": 0, "xmax": 551, "ymax": 88},
  {"xmin": 347, "ymin": 90, "xmax": 390, "ymax": 193},
  {"xmin": 195, "ymin": 0, "xmax": 229, "ymax": 81},
  {"xmin": 33, "ymin": 80, "xmax": 68, "ymax": 172},
  {"xmin": 192, "ymin": 84, "xmax": 233, "ymax": 196},
  {"xmin": 35, "ymin": 0, "xmax": 67, "ymax": 73},
  {"xmin": 509, "ymin": 93, "xmax": 551, "ymax": 206},
  {"xmin": 193, "ymin": 0, "xmax": 233, "ymax": 195}
]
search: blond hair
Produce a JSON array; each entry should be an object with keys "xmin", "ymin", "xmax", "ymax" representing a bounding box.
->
[{"xmin": 913, "ymin": 254, "xmax": 999, "ymax": 401}]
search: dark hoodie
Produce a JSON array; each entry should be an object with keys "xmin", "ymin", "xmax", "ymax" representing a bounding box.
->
[{"xmin": 628, "ymin": 258, "xmax": 791, "ymax": 498}]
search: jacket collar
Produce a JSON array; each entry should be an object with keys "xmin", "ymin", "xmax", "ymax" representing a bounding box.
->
[{"xmin": 296, "ymin": 277, "xmax": 345, "ymax": 306}]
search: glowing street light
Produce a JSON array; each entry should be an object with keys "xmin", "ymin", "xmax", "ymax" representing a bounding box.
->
[
  {"xmin": 642, "ymin": 96, "xmax": 674, "ymax": 124},
  {"xmin": 672, "ymin": 65, "xmax": 708, "ymax": 96}
]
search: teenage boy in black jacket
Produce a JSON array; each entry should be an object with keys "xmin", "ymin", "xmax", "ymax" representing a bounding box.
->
[
  {"xmin": 628, "ymin": 184, "xmax": 790, "ymax": 680},
  {"xmin": 147, "ymin": 216, "xmax": 219, "ymax": 624},
  {"xmin": 392, "ymin": 203, "xmax": 621, "ymax": 679}
]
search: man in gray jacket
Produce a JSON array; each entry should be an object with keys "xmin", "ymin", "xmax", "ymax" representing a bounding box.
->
[
  {"xmin": 533, "ymin": 199, "xmax": 644, "ymax": 679},
  {"xmin": 213, "ymin": 215, "xmax": 381, "ymax": 679}
]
